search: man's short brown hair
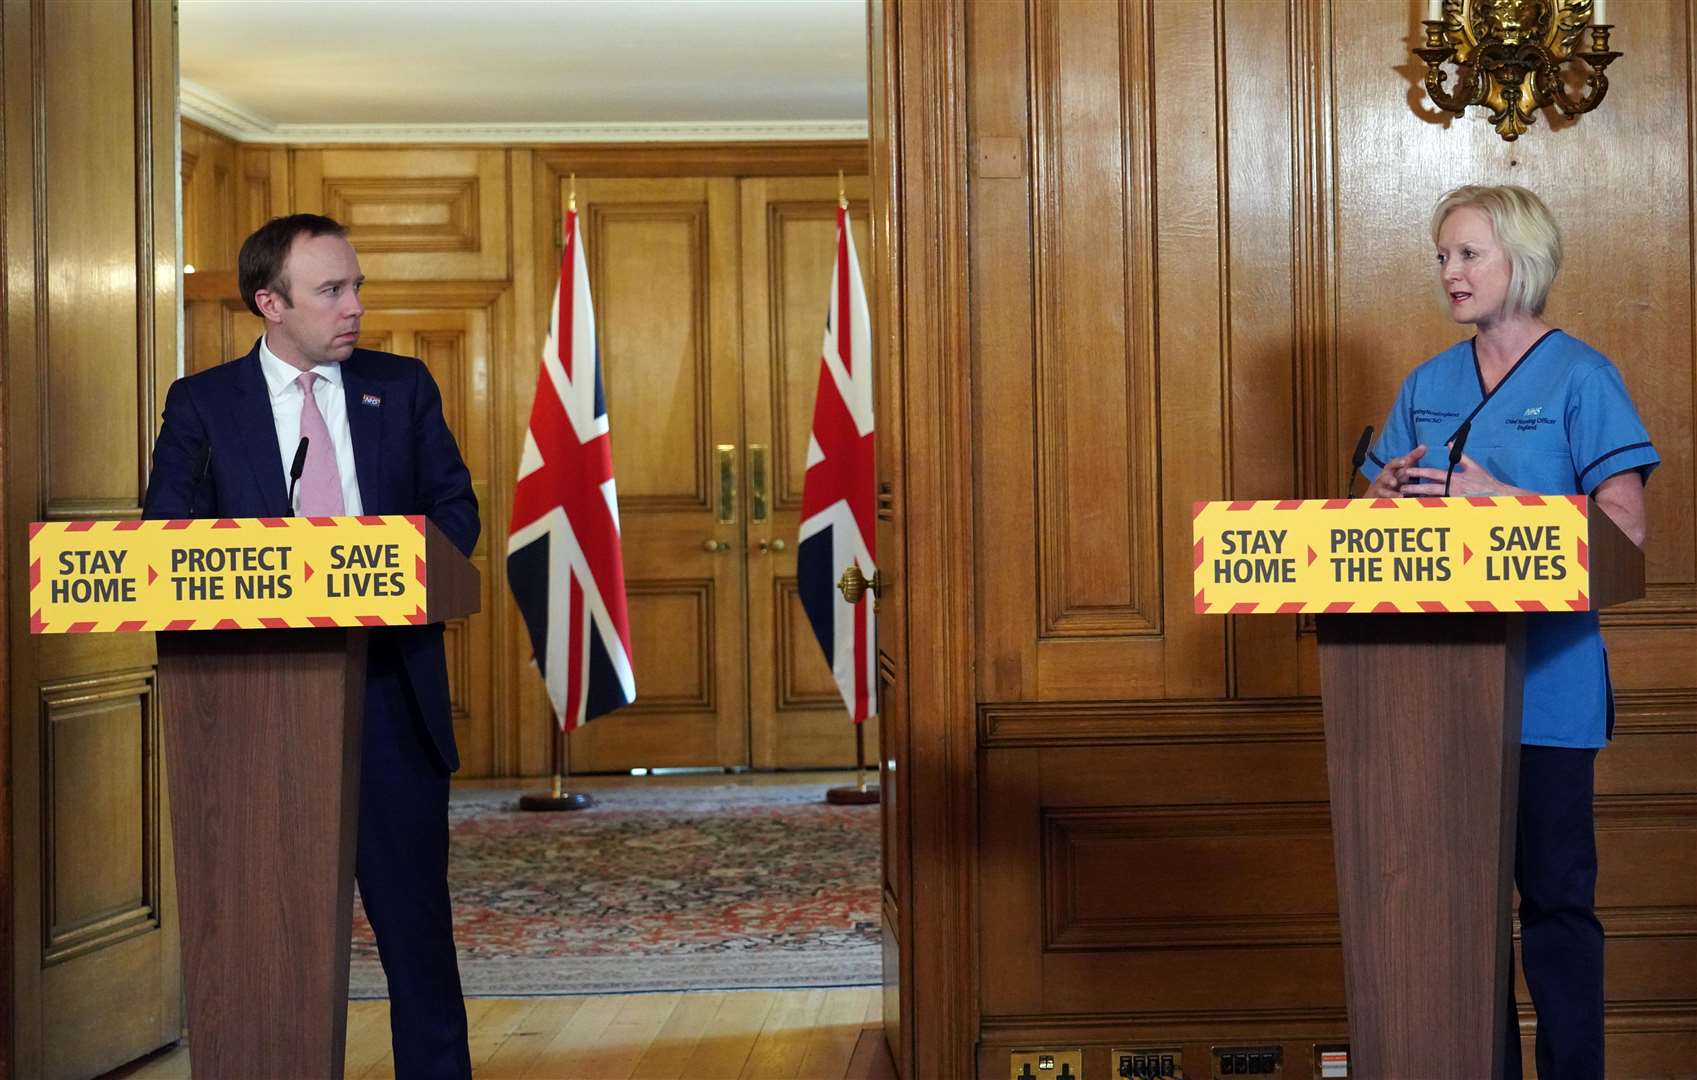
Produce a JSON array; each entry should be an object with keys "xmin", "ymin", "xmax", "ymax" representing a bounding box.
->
[{"xmin": 237, "ymin": 214, "xmax": 348, "ymax": 317}]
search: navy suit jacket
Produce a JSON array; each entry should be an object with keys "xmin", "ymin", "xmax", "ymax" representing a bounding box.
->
[{"xmin": 143, "ymin": 342, "xmax": 480, "ymax": 771}]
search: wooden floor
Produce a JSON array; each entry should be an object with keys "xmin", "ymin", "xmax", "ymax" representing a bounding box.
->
[
  {"xmin": 106, "ymin": 988, "xmax": 894, "ymax": 1080},
  {"xmin": 108, "ymin": 773, "xmax": 891, "ymax": 1079}
]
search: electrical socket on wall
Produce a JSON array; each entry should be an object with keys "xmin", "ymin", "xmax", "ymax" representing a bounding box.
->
[
  {"xmin": 1112, "ymin": 1046, "xmax": 1184, "ymax": 1078},
  {"xmin": 1010, "ymin": 1049, "xmax": 1084, "ymax": 1080},
  {"xmin": 1210, "ymin": 1044, "xmax": 1283, "ymax": 1078}
]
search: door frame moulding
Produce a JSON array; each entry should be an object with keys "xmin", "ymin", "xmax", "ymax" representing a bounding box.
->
[{"xmin": 872, "ymin": 0, "xmax": 979, "ymax": 1074}]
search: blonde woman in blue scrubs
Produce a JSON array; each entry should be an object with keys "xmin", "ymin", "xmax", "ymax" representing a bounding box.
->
[{"xmin": 1359, "ymin": 185, "xmax": 1657, "ymax": 1080}]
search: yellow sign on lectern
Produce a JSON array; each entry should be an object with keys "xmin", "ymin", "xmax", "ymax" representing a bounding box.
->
[
  {"xmin": 1193, "ymin": 495, "xmax": 1594, "ymax": 615},
  {"xmin": 28, "ymin": 516, "xmax": 429, "ymax": 634}
]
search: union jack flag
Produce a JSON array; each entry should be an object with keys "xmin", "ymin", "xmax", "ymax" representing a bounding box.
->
[
  {"xmin": 797, "ymin": 205, "xmax": 877, "ymax": 723},
  {"xmin": 507, "ymin": 208, "xmax": 635, "ymax": 730}
]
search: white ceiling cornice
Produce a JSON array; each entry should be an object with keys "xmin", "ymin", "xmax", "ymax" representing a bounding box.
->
[{"xmin": 180, "ymin": 80, "xmax": 867, "ymax": 146}]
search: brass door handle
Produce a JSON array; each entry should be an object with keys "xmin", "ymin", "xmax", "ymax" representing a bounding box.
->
[
  {"xmin": 702, "ymin": 538, "xmax": 730, "ymax": 553},
  {"xmin": 837, "ymin": 564, "xmax": 883, "ymax": 603},
  {"xmin": 716, "ymin": 444, "xmax": 738, "ymax": 524},
  {"xmin": 758, "ymin": 538, "xmax": 788, "ymax": 554},
  {"xmin": 748, "ymin": 445, "xmax": 768, "ymax": 524}
]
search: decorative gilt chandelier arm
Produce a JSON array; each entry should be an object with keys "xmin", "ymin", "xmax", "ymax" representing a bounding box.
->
[
  {"xmin": 1539, "ymin": 25, "xmax": 1620, "ymax": 118},
  {"xmin": 1536, "ymin": 57, "xmax": 1611, "ymax": 117},
  {"xmin": 1418, "ymin": 45, "xmax": 1483, "ymax": 114}
]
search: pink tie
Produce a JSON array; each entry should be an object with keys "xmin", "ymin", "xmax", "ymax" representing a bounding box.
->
[{"xmin": 296, "ymin": 371, "xmax": 345, "ymax": 516}]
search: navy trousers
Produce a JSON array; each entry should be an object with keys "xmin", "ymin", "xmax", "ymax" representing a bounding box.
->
[
  {"xmin": 1500, "ymin": 745, "xmax": 1605, "ymax": 1080},
  {"xmin": 356, "ymin": 644, "xmax": 472, "ymax": 1080}
]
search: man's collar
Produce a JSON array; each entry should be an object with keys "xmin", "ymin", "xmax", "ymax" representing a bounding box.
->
[{"xmin": 258, "ymin": 336, "xmax": 346, "ymax": 402}]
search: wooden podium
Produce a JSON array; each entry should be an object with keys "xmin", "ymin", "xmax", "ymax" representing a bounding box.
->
[
  {"xmin": 29, "ymin": 515, "xmax": 479, "ymax": 1078},
  {"xmin": 1194, "ymin": 495, "xmax": 1642, "ymax": 1078}
]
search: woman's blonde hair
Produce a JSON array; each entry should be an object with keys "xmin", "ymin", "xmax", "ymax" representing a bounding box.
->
[{"xmin": 1430, "ymin": 185, "xmax": 1563, "ymax": 317}]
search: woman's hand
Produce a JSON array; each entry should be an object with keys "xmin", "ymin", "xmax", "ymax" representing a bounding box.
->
[
  {"xmin": 1364, "ymin": 445, "xmax": 1427, "ymax": 498},
  {"xmin": 1402, "ymin": 451, "xmax": 1525, "ymax": 497}
]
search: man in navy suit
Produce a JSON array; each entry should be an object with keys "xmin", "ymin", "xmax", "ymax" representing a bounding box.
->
[{"xmin": 144, "ymin": 214, "xmax": 477, "ymax": 1079}]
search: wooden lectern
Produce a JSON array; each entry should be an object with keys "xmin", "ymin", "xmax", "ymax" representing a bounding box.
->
[
  {"xmin": 1194, "ymin": 495, "xmax": 1642, "ymax": 1078},
  {"xmin": 28, "ymin": 514, "xmax": 479, "ymax": 1079}
]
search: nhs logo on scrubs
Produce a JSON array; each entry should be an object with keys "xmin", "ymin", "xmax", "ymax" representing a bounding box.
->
[{"xmin": 1508, "ymin": 405, "xmax": 1556, "ymax": 431}]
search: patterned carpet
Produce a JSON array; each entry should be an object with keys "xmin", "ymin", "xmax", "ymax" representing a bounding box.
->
[{"xmin": 349, "ymin": 781, "xmax": 882, "ymax": 997}]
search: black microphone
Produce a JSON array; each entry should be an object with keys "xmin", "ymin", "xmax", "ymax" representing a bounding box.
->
[
  {"xmin": 285, "ymin": 436, "xmax": 309, "ymax": 516},
  {"xmin": 1346, "ymin": 425, "xmax": 1375, "ymax": 499},
  {"xmin": 1443, "ymin": 420, "xmax": 1471, "ymax": 497},
  {"xmin": 187, "ymin": 443, "xmax": 213, "ymax": 517}
]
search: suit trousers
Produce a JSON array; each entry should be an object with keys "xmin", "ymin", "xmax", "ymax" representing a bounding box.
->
[
  {"xmin": 1500, "ymin": 745, "xmax": 1604, "ymax": 1080},
  {"xmin": 357, "ymin": 642, "xmax": 472, "ymax": 1080}
]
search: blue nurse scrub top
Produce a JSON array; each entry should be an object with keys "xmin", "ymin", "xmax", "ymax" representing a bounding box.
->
[{"xmin": 1360, "ymin": 329, "xmax": 1660, "ymax": 748}]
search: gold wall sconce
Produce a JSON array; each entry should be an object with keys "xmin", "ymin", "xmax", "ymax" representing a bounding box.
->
[{"xmin": 1415, "ymin": 0, "xmax": 1620, "ymax": 141}]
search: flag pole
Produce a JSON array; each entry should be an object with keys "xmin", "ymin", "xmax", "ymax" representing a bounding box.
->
[
  {"xmin": 826, "ymin": 722, "xmax": 879, "ymax": 806},
  {"xmin": 520, "ymin": 715, "xmax": 593, "ymax": 812}
]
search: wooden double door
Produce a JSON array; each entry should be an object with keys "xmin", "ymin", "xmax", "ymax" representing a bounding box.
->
[{"xmin": 564, "ymin": 174, "xmax": 878, "ymax": 773}]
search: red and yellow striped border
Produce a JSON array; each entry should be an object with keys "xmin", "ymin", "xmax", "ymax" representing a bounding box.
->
[
  {"xmin": 1192, "ymin": 495, "xmax": 1591, "ymax": 616},
  {"xmin": 28, "ymin": 515, "xmax": 427, "ymax": 634}
]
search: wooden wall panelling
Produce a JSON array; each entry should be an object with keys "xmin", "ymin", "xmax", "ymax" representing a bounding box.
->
[
  {"xmin": 178, "ymin": 134, "xmax": 286, "ymax": 281},
  {"xmin": 4, "ymin": 1, "xmax": 182, "ymax": 1075},
  {"xmin": 739, "ymin": 174, "xmax": 881, "ymax": 769},
  {"xmin": 354, "ymin": 292, "xmax": 503, "ymax": 776},
  {"xmin": 954, "ymin": 0, "xmax": 1697, "ymax": 1073},
  {"xmin": 180, "ymin": 121, "xmax": 239, "ymax": 274},
  {"xmin": 182, "ymin": 291, "xmax": 262, "ymax": 376},
  {"xmin": 1223, "ymin": 0, "xmax": 1323, "ymax": 699},
  {"xmin": 294, "ymin": 148, "xmax": 509, "ymax": 281},
  {"xmin": 979, "ymin": 711, "xmax": 1343, "ymax": 1019},
  {"xmin": 506, "ymin": 149, "xmax": 548, "ymax": 777},
  {"xmin": 973, "ymin": 0, "xmax": 1225, "ymax": 706},
  {"xmin": 238, "ymin": 145, "xmax": 290, "ymax": 236}
]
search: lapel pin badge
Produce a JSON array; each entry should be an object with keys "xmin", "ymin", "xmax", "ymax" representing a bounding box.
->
[{"xmin": 361, "ymin": 393, "xmax": 382, "ymax": 407}]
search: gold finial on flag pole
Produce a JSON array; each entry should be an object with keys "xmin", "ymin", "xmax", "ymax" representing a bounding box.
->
[
  {"xmin": 837, "ymin": 169, "xmax": 847, "ymax": 210},
  {"xmin": 569, "ymin": 173, "xmax": 578, "ymax": 215}
]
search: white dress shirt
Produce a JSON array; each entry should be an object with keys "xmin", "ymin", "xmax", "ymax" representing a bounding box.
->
[{"xmin": 258, "ymin": 338, "xmax": 366, "ymax": 515}]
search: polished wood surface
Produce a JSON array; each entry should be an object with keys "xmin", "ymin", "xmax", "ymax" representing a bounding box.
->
[
  {"xmin": 880, "ymin": 0, "xmax": 1697, "ymax": 1074},
  {"xmin": 157, "ymin": 628, "xmax": 368, "ymax": 1080},
  {"xmin": 105, "ymin": 989, "xmax": 892, "ymax": 1080},
  {"xmin": 2, "ymin": 2, "xmax": 181, "ymax": 1076},
  {"xmin": 1318, "ymin": 614, "xmax": 1523, "ymax": 1078}
]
